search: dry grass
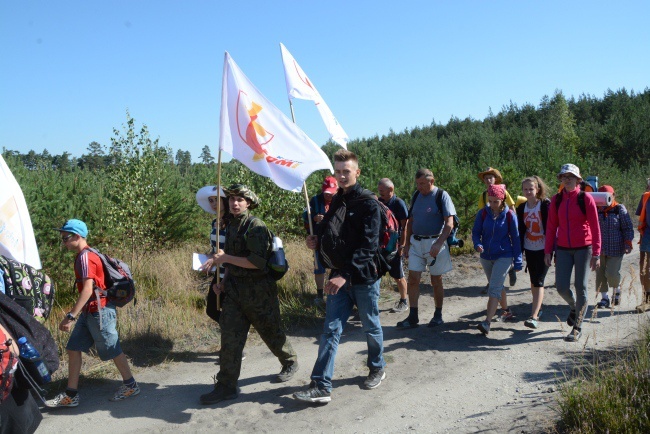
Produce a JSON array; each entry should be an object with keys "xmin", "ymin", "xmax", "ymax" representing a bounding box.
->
[
  {"xmin": 45, "ymin": 240, "xmax": 332, "ymax": 384},
  {"xmin": 554, "ymin": 269, "xmax": 650, "ymax": 433}
]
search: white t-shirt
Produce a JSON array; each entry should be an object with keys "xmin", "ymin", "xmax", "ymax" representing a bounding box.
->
[{"xmin": 523, "ymin": 200, "xmax": 545, "ymax": 251}]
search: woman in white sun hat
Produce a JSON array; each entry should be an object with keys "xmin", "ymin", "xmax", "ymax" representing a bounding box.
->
[{"xmin": 544, "ymin": 164, "xmax": 601, "ymax": 342}]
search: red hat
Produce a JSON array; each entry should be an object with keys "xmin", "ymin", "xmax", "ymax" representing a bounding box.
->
[
  {"xmin": 322, "ymin": 176, "xmax": 338, "ymax": 194},
  {"xmin": 598, "ymin": 185, "xmax": 615, "ymax": 194},
  {"xmin": 487, "ymin": 184, "xmax": 506, "ymax": 201}
]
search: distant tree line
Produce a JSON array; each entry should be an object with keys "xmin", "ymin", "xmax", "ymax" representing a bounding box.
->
[{"xmin": 2, "ymin": 88, "xmax": 649, "ymax": 287}]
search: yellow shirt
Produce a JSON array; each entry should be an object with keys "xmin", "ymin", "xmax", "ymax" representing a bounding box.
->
[{"xmin": 478, "ymin": 190, "xmax": 518, "ymax": 210}]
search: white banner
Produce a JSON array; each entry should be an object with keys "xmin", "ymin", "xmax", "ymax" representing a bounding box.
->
[
  {"xmin": 219, "ymin": 52, "xmax": 333, "ymax": 192},
  {"xmin": 0, "ymin": 155, "xmax": 41, "ymax": 269},
  {"xmin": 280, "ymin": 43, "xmax": 349, "ymax": 148}
]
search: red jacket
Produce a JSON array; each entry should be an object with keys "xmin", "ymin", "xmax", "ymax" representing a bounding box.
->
[{"xmin": 544, "ymin": 187, "xmax": 601, "ymax": 256}]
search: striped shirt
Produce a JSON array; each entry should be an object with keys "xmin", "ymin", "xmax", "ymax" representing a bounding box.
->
[{"xmin": 211, "ymin": 219, "xmax": 226, "ymax": 278}]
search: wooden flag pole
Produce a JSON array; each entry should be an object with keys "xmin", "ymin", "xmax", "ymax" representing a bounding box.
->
[{"xmin": 216, "ymin": 148, "xmax": 223, "ymax": 311}]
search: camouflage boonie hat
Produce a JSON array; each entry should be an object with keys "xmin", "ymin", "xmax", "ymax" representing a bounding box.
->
[{"xmin": 222, "ymin": 183, "xmax": 260, "ymax": 209}]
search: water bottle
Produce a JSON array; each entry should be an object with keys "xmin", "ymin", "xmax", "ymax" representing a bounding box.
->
[{"xmin": 17, "ymin": 336, "xmax": 51, "ymax": 384}]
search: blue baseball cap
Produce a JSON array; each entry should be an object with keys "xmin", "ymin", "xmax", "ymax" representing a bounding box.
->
[{"xmin": 55, "ymin": 219, "xmax": 88, "ymax": 238}]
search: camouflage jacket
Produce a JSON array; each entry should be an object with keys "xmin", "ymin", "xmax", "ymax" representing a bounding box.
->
[{"xmin": 224, "ymin": 210, "xmax": 272, "ymax": 278}]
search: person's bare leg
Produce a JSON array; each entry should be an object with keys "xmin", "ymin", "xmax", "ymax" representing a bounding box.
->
[
  {"xmin": 531, "ymin": 286, "xmax": 544, "ymax": 318},
  {"xmin": 66, "ymin": 350, "xmax": 82, "ymax": 390}
]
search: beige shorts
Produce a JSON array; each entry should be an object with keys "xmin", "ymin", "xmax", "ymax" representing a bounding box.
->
[{"xmin": 407, "ymin": 235, "xmax": 453, "ymax": 275}]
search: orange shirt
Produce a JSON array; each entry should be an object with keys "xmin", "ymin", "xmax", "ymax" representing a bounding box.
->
[{"xmin": 74, "ymin": 248, "xmax": 107, "ymax": 312}]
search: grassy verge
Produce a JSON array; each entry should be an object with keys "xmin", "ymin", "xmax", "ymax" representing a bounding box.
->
[{"xmin": 555, "ymin": 318, "xmax": 650, "ymax": 433}]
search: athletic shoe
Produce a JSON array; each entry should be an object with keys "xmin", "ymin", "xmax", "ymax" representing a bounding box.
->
[
  {"xmin": 478, "ymin": 321, "xmax": 490, "ymax": 335},
  {"xmin": 508, "ymin": 268, "xmax": 517, "ymax": 287},
  {"xmin": 390, "ymin": 300, "xmax": 408, "ymax": 313},
  {"xmin": 110, "ymin": 382, "xmax": 140, "ymax": 402},
  {"xmin": 427, "ymin": 311, "xmax": 444, "ymax": 327},
  {"xmin": 364, "ymin": 368, "xmax": 386, "ymax": 389},
  {"xmin": 498, "ymin": 309, "xmax": 514, "ymax": 322},
  {"xmin": 293, "ymin": 381, "xmax": 331, "ymax": 403},
  {"xmin": 566, "ymin": 309, "xmax": 577, "ymax": 327},
  {"xmin": 200, "ymin": 382, "xmax": 238, "ymax": 405},
  {"xmin": 596, "ymin": 298, "xmax": 610, "ymax": 309},
  {"xmin": 564, "ymin": 328, "xmax": 582, "ymax": 342},
  {"xmin": 276, "ymin": 362, "xmax": 299, "ymax": 383},
  {"xmin": 524, "ymin": 317, "xmax": 538, "ymax": 329},
  {"xmin": 46, "ymin": 392, "xmax": 79, "ymax": 408}
]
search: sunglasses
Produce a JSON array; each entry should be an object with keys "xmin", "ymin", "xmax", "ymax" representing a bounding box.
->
[
  {"xmin": 61, "ymin": 234, "xmax": 75, "ymax": 242},
  {"xmin": 429, "ymin": 256, "xmax": 437, "ymax": 267}
]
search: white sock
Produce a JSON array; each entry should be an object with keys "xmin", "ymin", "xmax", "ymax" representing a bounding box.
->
[
  {"xmin": 602, "ymin": 293, "xmax": 609, "ymax": 300},
  {"xmin": 614, "ymin": 287, "xmax": 621, "ymax": 295}
]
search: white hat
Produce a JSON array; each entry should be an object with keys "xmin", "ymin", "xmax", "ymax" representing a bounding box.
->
[
  {"xmin": 196, "ymin": 185, "xmax": 226, "ymax": 214},
  {"xmin": 557, "ymin": 164, "xmax": 582, "ymax": 181}
]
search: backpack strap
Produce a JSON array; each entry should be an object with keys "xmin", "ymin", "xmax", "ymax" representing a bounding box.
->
[
  {"xmin": 555, "ymin": 190, "xmax": 586, "ymax": 215},
  {"xmin": 435, "ymin": 188, "xmax": 445, "ymax": 216},
  {"xmin": 408, "ymin": 190, "xmax": 420, "ymax": 216}
]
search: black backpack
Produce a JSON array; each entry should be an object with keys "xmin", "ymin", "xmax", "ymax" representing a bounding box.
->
[
  {"xmin": 0, "ymin": 293, "xmax": 59, "ymax": 399},
  {"xmin": 0, "ymin": 256, "xmax": 55, "ymax": 320}
]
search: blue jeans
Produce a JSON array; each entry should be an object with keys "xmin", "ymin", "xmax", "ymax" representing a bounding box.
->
[
  {"xmin": 66, "ymin": 305, "xmax": 123, "ymax": 361},
  {"xmin": 310, "ymin": 279, "xmax": 385, "ymax": 392}
]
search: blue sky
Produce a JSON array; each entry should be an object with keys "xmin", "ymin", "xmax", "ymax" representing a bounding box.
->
[{"xmin": 1, "ymin": 1, "xmax": 648, "ymax": 162}]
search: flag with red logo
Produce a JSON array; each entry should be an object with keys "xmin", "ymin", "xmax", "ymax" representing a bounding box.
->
[
  {"xmin": 0, "ymin": 155, "xmax": 41, "ymax": 269},
  {"xmin": 279, "ymin": 43, "xmax": 348, "ymax": 149},
  {"xmin": 219, "ymin": 52, "xmax": 333, "ymax": 192}
]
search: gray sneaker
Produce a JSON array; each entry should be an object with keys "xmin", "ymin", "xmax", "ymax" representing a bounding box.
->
[
  {"xmin": 390, "ymin": 300, "xmax": 408, "ymax": 313},
  {"xmin": 364, "ymin": 368, "xmax": 386, "ymax": 389},
  {"xmin": 293, "ymin": 381, "xmax": 331, "ymax": 403},
  {"xmin": 276, "ymin": 361, "xmax": 298, "ymax": 382},
  {"xmin": 478, "ymin": 321, "xmax": 490, "ymax": 336},
  {"xmin": 564, "ymin": 328, "xmax": 582, "ymax": 342}
]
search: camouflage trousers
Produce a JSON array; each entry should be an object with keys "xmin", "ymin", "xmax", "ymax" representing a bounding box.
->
[{"xmin": 216, "ymin": 275, "xmax": 297, "ymax": 388}]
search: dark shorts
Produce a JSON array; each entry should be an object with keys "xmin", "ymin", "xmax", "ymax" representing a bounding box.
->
[
  {"xmin": 525, "ymin": 249, "xmax": 549, "ymax": 288},
  {"xmin": 388, "ymin": 253, "xmax": 404, "ymax": 280}
]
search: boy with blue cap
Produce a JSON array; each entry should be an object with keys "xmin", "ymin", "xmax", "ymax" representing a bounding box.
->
[{"xmin": 46, "ymin": 219, "xmax": 139, "ymax": 408}]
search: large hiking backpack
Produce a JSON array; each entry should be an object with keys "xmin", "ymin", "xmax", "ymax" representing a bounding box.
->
[
  {"xmin": 239, "ymin": 217, "xmax": 289, "ymax": 281},
  {"xmin": 0, "ymin": 292, "xmax": 59, "ymax": 399},
  {"xmin": 0, "ymin": 256, "xmax": 55, "ymax": 320},
  {"xmin": 0, "ymin": 326, "xmax": 18, "ymax": 403},
  {"xmin": 375, "ymin": 199, "xmax": 400, "ymax": 275},
  {"xmin": 86, "ymin": 248, "xmax": 136, "ymax": 308},
  {"xmin": 410, "ymin": 189, "xmax": 462, "ymax": 247}
]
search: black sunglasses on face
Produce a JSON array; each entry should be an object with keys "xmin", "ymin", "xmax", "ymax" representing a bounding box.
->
[{"xmin": 61, "ymin": 234, "xmax": 74, "ymax": 242}]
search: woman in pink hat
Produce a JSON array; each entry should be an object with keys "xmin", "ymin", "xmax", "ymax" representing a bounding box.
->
[
  {"xmin": 544, "ymin": 164, "xmax": 601, "ymax": 342},
  {"xmin": 472, "ymin": 184, "xmax": 522, "ymax": 336}
]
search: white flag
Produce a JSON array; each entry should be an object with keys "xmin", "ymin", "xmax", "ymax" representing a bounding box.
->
[
  {"xmin": 280, "ymin": 43, "xmax": 349, "ymax": 148},
  {"xmin": 0, "ymin": 155, "xmax": 41, "ymax": 269},
  {"xmin": 219, "ymin": 52, "xmax": 333, "ymax": 192}
]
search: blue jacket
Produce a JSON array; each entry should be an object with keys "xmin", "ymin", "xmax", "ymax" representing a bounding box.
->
[{"xmin": 472, "ymin": 206, "xmax": 523, "ymax": 270}]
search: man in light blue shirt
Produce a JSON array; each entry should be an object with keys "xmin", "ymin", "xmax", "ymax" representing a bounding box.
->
[{"xmin": 397, "ymin": 168, "xmax": 456, "ymax": 329}]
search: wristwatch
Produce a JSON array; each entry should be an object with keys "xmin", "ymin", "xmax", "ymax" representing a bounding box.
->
[{"xmin": 66, "ymin": 312, "xmax": 77, "ymax": 321}]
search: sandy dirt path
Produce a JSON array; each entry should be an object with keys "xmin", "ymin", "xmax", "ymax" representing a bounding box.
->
[{"xmin": 38, "ymin": 246, "xmax": 648, "ymax": 433}]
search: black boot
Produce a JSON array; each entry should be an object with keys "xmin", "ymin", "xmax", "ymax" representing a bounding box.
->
[{"xmin": 200, "ymin": 381, "xmax": 238, "ymax": 405}]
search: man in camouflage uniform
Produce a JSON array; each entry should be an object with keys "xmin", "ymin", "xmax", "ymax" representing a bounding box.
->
[{"xmin": 200, "ymin": 184, "xmax": 298, "ymax": 405}]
